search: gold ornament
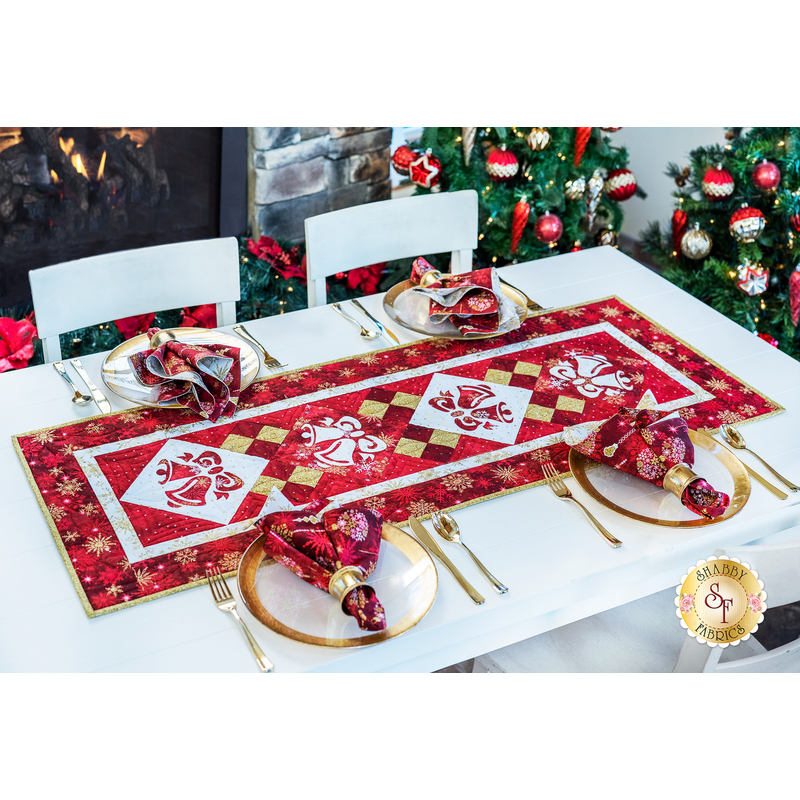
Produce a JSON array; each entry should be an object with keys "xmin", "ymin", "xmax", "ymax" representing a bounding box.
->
[
  {"xmin": 595, "ymin": 228, "xmax": 617, "ymax": 247},
  {"xmin": 462, "ymin": 127, "xmax": 476, "ymax": 166},
  {"xmin": 586, "ymin": 169, "xmax": 604, "ymax": 228},
  {"xmin": 680, "ymin": 223, "xmax": 712, "ymax": 260},
  {"xmin": 526, "ymin": 127, "xmax": 551, "ymax": 151},
  {"xmin": 565, "ymin": 177, "xmax": 586, "ymax": 201}
]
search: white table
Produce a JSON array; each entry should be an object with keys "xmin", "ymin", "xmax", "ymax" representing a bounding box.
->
[{"xmin": 2, "ymin": 247, "xmax": 799, "ymax": 672}]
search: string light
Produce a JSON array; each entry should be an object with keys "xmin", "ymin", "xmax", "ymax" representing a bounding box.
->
[{"xmin": 492, "ymin": 256, "xmax": 497, "ymax": 262}]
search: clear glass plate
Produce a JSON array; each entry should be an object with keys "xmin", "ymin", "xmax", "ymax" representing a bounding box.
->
[
  {"xmin": 237, "ymin": 523, "xmax": 438, "ymax": 647},
  {"xmin": 568, "ymin": 429, "xmax": 751, "ymax": 527}
]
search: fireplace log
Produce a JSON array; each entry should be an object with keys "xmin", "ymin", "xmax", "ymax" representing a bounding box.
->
[{"xmin": 22, "ymin": 127, "xmax": 89, "ymax": 212}]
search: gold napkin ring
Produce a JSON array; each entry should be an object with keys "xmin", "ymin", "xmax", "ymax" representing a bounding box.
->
[
  {"xmin": 663, "ymin": 464, "xmax": 699, "ymax": 499},
  {"xmin": 419, "ymin": 270, "xmax": 443, "ymax": 288},
  {"xmin": 328, "ymin": 565, "xmax": 367, "ymax": 607}
]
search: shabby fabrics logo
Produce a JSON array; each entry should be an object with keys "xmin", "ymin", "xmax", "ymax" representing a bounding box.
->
[{"xmin": 676, "ymin": 556, "xmax": 767, "ymax": 647}]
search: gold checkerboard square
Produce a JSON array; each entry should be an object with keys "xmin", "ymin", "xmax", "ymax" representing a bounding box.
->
[
  {"xmin": 484, "ymin": 368, "xmax": 512, "ymax": 385},
  {"xmin": 429, "ymin": 429, "xmax": 460, "ymax": 448},
  {"xmin": 256, "ymin": 425, "xmax": 289, "ymax": 444},
  {"xmin": 556, "ymin": 396, "xmax": 585, "ymax": 413},
  {"xmin": 220, "ymin": 434, "xmax": 254, "ymax": 453},
  {"xmin": 358, "ymin": 400, "xmax": 389, "ymax": 419},
  {"xmin": 394, "ymin": 438, "xmax": 427, "ymax": 458},
  {"xmin": 513, "ymin": 361, "xmax": 542, "ymax": 376},
  {"xmin": 525, "ymin": 404, "xmax": 554, "ymax": 422},
  {"xmin": 251, "ymin": 475, "xmax": 287, "ymax": 495},
  {"xmin": 391, "ymin": 392, "xmax": 421, "ymax": 409},
  {"xmin": 287, "ymin": 466, "xmax": 324, "ymax": 487}
]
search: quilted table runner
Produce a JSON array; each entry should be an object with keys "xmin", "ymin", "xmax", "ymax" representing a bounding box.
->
[{"xmin": 14, "ymin": 297, "xmax": 783, "ymax": 616}]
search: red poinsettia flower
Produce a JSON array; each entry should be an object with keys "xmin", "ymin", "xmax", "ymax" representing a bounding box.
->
[
  {"xmin": 114, "ymin": 314, "xmax": 156, "ymax": 339},
  {"xmin": 0, "ymin": 316, "xmax": 37, "ymax": 372},
  {"xmin": 180, "ymin": 304, "xmax": 217, "ymax": 328},
  {"xmin": 247, "ymin": 236, "xmax": 283, "ymax": 261},
  {"xmin": 346, "ymin": 263, "xmax": 385, "ymax": 295}
]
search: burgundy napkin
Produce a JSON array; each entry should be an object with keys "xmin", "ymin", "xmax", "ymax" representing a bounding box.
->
[
  {"xmin": 410, "ymin": 257, "xmax": 522, "ymax": 337},
  {"xmin": 253, "ymin": 499, "xmax": 387, "ymax": 631},
  {"xmin": 564, "ymin": 406, "xmax": 730, "ymax": 519},
  {"xmin": 129, "ymin": 328, "xmax": 241, "ymax": 421}
]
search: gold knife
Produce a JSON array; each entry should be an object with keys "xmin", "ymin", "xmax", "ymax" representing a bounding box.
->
[
  {"xmin": 743, "ymin": 463, "xmax": 788, "ymax": 500},
  {"xmin": 408, "ymin": 517, "xmax": 485, "ymax": 605},
  {"xmin": 69, "ymin": 358, "xmax": 111, "ymax": 414},
  {"xmin": 350, "ymin": 299, "xmax": 400, "ymax": 345}
]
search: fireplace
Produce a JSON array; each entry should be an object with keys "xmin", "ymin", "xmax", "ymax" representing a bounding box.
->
[{"xmin": 0, "ymin": 127, "xmax": 246, "ymax": 308}]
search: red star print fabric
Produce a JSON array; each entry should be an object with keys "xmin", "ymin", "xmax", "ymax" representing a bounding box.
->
[{"xmin": 12, "ymin": 296, "xmax": 782, "ymax": 616}]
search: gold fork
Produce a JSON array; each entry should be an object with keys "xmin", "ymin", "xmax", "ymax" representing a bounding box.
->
[
  {"xmin": 541, "ymin": 462, "xmax": 622, "ymax": 549},
  {"xmin": 206, "ymin": 567, "xmax": 274, "ymax": 672},
  {"xmin": 232, "ymin": 324, "xmax": 287, "ymax": 370}
]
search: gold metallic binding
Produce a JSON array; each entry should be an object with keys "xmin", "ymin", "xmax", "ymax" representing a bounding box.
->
[
  {"xmin": 328, "ymin": 565, "xmax": 367, "ymax": 607},
  {"xmin": 662, "ymin": 464, "xmax": 700, "ymax": 499}
]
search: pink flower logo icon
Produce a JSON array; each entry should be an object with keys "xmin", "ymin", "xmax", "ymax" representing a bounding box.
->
[
  {"xmin": 680, "ymin": 594, "xmax": 695, "ymax": 614},
  {"xmin": 747, "ymin": 593, "xmax": 763, "ymax": 613}
]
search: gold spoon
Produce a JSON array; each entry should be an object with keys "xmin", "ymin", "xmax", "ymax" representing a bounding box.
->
[
  {"xmin": 721, "ymin": 424, "xmax": 799, "ymax": 492},
  {"xmin": 432, "ymin": 511, "xmax": 509, "ymax": 594}
]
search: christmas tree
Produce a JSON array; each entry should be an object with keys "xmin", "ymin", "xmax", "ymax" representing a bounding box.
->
[
  {"xmin": 641, "ymin": 127, "xmax": 800, "ymax": 360},
  {"xmin": 392, "ymin": 127, "xmax": 640, "ymax": 267}
]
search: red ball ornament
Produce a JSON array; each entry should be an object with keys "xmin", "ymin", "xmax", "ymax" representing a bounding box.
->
[
  {"xmin": 757, "ymin": 332, "xmax": 779, "ymax": 347},
  {"xmin": 511, "ymin": 196, "xmax": 530, "ymax": 254},
  {"xmin": 729, "ymin": 205, "xmax": 766, "ymax": 242},
  {"xmin": 752, "ymin": 159, "xmax": 781, "ymax": 192},
  {"xmin": 408, "ymin": 148, "xmax": 441, "ymax": 189},
  {"xmin": 702, "ymin": 165, "xmax": 734, "ymax": 201},
  {"xmin": 486, "ymin": 144, "xmax": 518, "ymax": 181},
  {"xmin": 605, "ymin": 168, "xmax": 637, "ymax": 201},
  {"xmin": 790, "ymin": 213, "xmax": 800, "ymax": 232},
  {"xmin": 391, "ymin": 144, "xmax": 417, "ymax": 176},
  {"xmin": 533, "ymin": 211, "xmax": 563, "ymax": 244},
  {"xmin": 570, "ymin": 241, "xmax": 583, "ymax": 252}
]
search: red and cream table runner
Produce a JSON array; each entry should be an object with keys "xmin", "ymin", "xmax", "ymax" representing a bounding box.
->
[{"xmin": 13, "ymin": 297, "xmax": 783, "ymax": 616}]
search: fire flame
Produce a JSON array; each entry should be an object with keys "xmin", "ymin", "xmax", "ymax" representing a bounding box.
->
[{"xmin": 97, "ymin": 150, "xmax": 106, "ymax": 181}]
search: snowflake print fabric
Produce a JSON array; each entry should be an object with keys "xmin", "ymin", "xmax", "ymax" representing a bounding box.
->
[
  {"xmin": 409, "ymin": 257, "xmax": 522, "ymax": 336},
  {"xmin": 129, "ymin": 331, "xmax": 241, "ymax": 421},
  {"xmin": 254, "ymin": 500, "xmax": 387, "ymax": 631},
  {"xmin": 565, "ymin": 406, "xmax": 730, "ymax": 518}
]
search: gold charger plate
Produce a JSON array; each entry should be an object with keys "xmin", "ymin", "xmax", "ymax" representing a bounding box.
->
[
  {"xmin": 568, "ymin": 429, "xmax": 750, "ymax": 527},
  {"xmin": 101, "ymin": 327, "xmax": 259, "ymax": 409},
  {"xmin": 237, "ymin": 522, "xmax": 438, "ymax": 648},
  {"xmin": 383, "ymin": 279, "xmax": 529, "ymax": 340}
]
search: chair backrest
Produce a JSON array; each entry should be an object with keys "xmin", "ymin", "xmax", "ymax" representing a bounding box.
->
[
  {"xmin": 675, "ymin": 537, "xmax": 800, "ymax": 673},
  {"xmin": 29, "ymin": 237, "xmax": 241, "ymax": 362},
  {"xmin": 303, "ymin": 189, "xmax": 479, "ymax": 306}
]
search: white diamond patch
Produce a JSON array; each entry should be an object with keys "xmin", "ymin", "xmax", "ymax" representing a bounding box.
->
[
  {"xmin": 410, "ymin": 372, "xmax": 532, "ymax": 444},
  {"xmin": 120, "ymin": 440, "xmax": 267, "ymax": 524}
]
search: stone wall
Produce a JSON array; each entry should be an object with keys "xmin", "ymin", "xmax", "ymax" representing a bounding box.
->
[{"xmin": 248, "ymin": 127, "xmax": 392, "ymax": 243}]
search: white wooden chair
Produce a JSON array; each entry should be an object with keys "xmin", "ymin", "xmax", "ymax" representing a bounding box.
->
[
  {"xmin": 471, "ymin": 531, "xmax": 800, "ymax": 673},
  {"xmin": 303, "ymin": 189, "xmax": 479, "ymax": 307},
  {"xmin": 29, "ymin": 237, "xmax": 241, "ymax": 362}
]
